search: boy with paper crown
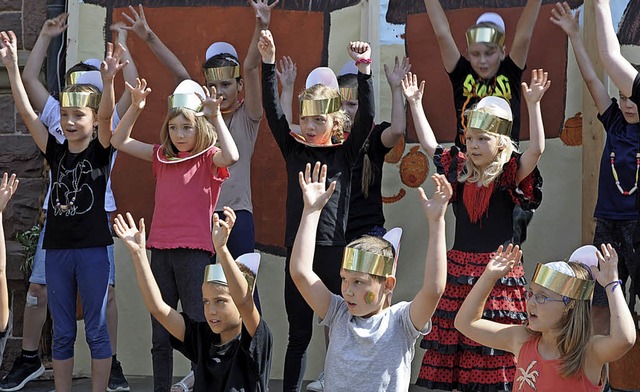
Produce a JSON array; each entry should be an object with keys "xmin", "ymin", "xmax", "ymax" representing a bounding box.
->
[
  {"xmin": 289, "ymin": 161, "xmax": 450, "ymax": 391},
  {"xmin": 113, "ymin": 207, "xmax": 272, "ymax": 392}
]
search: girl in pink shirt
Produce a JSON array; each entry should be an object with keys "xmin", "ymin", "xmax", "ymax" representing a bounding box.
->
[
  {"xmin": 111, "ymin": 78, "xmax": 239, "ymax": 392},
  {"xmin": 455, "ymin": 244, "xmax": 636, "ymax": 392}
]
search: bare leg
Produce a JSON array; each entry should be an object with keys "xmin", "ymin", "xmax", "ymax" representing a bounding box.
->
[
  {"xmin": 91, "ymin": 357, "xmax": 112, "ymax": 392},
  {"xmin": 106, "ymin": 285, "xmax": 118, "ymax": 352},
  {"xmin": 22, "ymin": 283, "xmax": 48, "ymax": 351},
  {"xmin": 53, "ymin": 358, "xmax": 74, "ymax": 392}
]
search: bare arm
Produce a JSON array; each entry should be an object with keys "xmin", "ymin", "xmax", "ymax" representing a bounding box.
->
[
  {"xmin": 22, "ymin": 13, "xmax": 68, "ymax": 113},
  {"xmin": 290, "ymin": 163, "xmax": 337, "ymax": 320},
  {"xmin": 517, "ymin": 69, "xmax": 550, "ymax": 184},
  {"xmin": 201, "ymin": 85, "xmax": 239, "ymax": 168},
  {"xmin": 454, "ymin": 244, "xmax": 530, "ymax": 354},
  {"xmin": 402, "ymin": 73, "xmax": 438, "ymax": 158},
  {"xmin": 0, "ymin": 173, "xmax": 19, "ymax": 333},
  {"xmin": 110, "ymin": 23, "xmax": 139, "ymax": 119},
  {"xmin": 110, "ymin": 79, "xmax": 154, "ymax": 162},
  {"xmin": 380, "ymin": 57, "xmax": 410, "ymax": 148},
  {"xmin": 409, "ymin": 174, "xmax": 450, "ymax": 330},
  {"xmin": 594, "ymin": 0, "xmax": 638, "ymax": 98},
  {"xmin": 510, "ymin": 0, "xmax": 542, "ymax": 69},
  {"xmin": 422, "ymin": 0, "xmax": 460, "ymax": 73},
  {"xmin": 98, "ymin": 42, "xmax": 128, "ymax": 148},
  {"xmin": 113, "ymin": 214, "xmax": 186, "ymax": 341},
  {"xmin": 277, "ymin": 56, "xmax": 297, "ymax": 128}
]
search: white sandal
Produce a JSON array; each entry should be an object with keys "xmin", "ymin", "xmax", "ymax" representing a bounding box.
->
[{"xmin": 171, "ymin": 370, "xmax": 194, "ymax": 392}]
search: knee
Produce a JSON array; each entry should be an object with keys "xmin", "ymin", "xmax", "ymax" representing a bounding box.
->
[
  {"xmin": 52, "ymin": 330, "xmax": 76, "ymax": 360},
  {"xmin": 28, "ymin": 283, "xmax": 48, "ymax": 306},
  {"xmin": 106, "ymin": 286, "xmax": 116, "ymax": 308},
  {"xmin": 86, "ymin": 331, "xmax": 112, "ymax": 359}
]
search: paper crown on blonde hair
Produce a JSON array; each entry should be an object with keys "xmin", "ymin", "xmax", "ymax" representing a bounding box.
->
[
  {"xmin": 465, "ymin": 96, "xmax": 513, "ymax": 137},
  {"xmin": 168, "ymin": 80, "xmax": 204, "ymax": 113},
  {"xmin": 301, "ymin": 67, "xmax": 342, "ymax": 116},
  {"xmin": 341, "ymin": 228, "xmax": 402, "ymax": 277},
  {"xmin": 204, "ymin": 253, "xmax": 261, "ymax": 292},
  {"xmin": 60, "ymin": 92, "xmax": 101, "ymax": 110},
  {"xmin": 532, "ymin": 245, "xmax": 598, "ymax": 301},
  {"xmin": 466, "ymin": 13, "xmax": 506, "ymax": 47},
  {"xmin": 203, "ymin": 42, "xmax": 240, "ymax": 82}
]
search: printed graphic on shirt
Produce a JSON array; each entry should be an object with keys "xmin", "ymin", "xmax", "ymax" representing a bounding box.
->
[
  {"xmin": 52, "ymin": 159, "xmax": 96, "ymax": 216},
  {"xmin": 516, "ymin": 360, "xmax": 539, "ymax": 391}
]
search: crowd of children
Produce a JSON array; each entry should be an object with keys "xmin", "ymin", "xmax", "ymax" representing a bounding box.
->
[{"xmin": 0, "ymin": 0, "xmax": 638, "ymax": 391}]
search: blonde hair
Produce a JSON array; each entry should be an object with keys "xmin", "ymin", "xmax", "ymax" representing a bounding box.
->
[
  {"xmin": 459, "ymin": 99, "xmax": 516, "ymax": 186},
  {"xmin": 527, "ymin": 262, "xmax": 594, "ymax": 378},
  {"xmin": 159, "ymin": 107, "xmax": 217, "ymax": 158},
  {"xmin": 299, "ymin": 84, "xmax": 351, "ymax": 143}
]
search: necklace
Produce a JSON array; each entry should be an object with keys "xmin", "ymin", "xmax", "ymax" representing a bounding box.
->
[
  {"xmin": 610, "ymin": 151, "xmax": 640, "ymax": 196},
  {"xmin": 54, "ymin": 152, "xmax": 86, "ymax": 212}
]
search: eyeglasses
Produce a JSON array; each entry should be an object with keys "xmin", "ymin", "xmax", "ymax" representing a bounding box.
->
[{"xmin": 524, "ymin": 290, "xmax": 568, "ymax": 305}]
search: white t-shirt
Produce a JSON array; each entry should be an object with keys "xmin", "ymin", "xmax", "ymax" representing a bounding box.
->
[{"xmin": 40, "ymin": 95, "xmax": 120, "ymax": 212}]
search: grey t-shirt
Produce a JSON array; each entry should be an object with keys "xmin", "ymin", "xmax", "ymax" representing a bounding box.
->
[
  {"xmin": 319, "ymin": 293, "xmax": 431, "ymax": 391},
  {"xmin": 215, "ymin": 103, "xmax": 260, "ymax": 212}
]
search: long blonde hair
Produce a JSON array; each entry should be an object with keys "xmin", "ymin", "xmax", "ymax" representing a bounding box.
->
[
  {"xmin": 159, "ymin": 107, "xmax": 217, "ymax": 158},
  {"xmin": 299, "ymin": 84, "xmax": 351, "ymax": 144}
]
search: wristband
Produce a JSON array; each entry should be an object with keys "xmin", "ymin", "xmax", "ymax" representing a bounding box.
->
[
  {"xmin": 355, "ymin": 58, "xmax": 372, "ymax": 66},
  {"xmin": 604, "ymin": 279, "xmax": 622, "ymax": 293}
]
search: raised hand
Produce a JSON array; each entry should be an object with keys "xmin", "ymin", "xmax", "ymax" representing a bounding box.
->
[
  {"xmin": 125, "ymin": 78, "xmax": 152, "ymax": 111},
  {"xmin": 0, "ymin": 173, "xmax": 19, "ymax": 214},
  {"xmin": 40, "ymin": 13, "xmax": 68, "ymax": 38},
  {"xmin": 402, "ymin": 72, "xmax": 425, "ymax": 105},
  {"xmin": 258, "ymin": 29, "xmax": 275, "ymax": 64},
  {"xmin": 550, "ymin": 2, "xmax": 580, "ymax": 38},
  {"xmin": 593, "ymin": 244, "xmax": 620, "ymax": 288},
  {"xmin": 0, "ymin": 31, "xmax": 18, "ymax": 69},
  {"xmin": 198, "ymin": 85, "xmax": 223, "ymax": 118},
  {"xmin": 418, "ymin": 174, "xmax": 452, "ymax": 221},
  {"xmin": 113, "ymin": 213, "xmax": 146, "ymax": 254},
  {"xmin": 384, "ymin": 56, "xmax": 411, "ymax": 89},
  {"xmin": 298, "ymin": 162, "xmax": 336, "ymax": 212},
  {"xmin": 348, "ymin": 41, "xmax": 372, "ymax": 64},
  {"xmin": 212, "ymin": 206, "xmax": 236, "ymax": 250},
  {"xmin": 109, "ymin": 21, "xmax": 128, "ymax": 40},
  {"xmin": 522, "ymin": 69, "xmax": 551, "ymax": 104},
  {"xmin": 277, "ymin": 56, "xmax": 297, "ymax": 88},
  {"xmin": 101, "ymin": 42, "xmax": 129, "ymax": 81},
  {"xmin": 485, "ymin": 244, "xmax": 522, "ymax": 279},
  {"xmin": 122, "ymin": 4, "xmax": 153, "ymax": 42},
  {"xmin": 250, "ymin": 0, "xmax": 279, "ymax": 28}
]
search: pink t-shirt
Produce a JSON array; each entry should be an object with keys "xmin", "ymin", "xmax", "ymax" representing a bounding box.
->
[
  {"xmin": 515, "ymin": 336, "xmax": 602, "ymax": 392},
  {"xmin": 147, "ymin": 144, "xmax": 229, "ymax": 254}
]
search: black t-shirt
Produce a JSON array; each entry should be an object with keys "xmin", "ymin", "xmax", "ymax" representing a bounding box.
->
[
  {"xmin": 43, "ymin": 134, "xmax": 113, "ymax": 249},
  {"xmin": 262, "ymin": 63, "xmax": 374, "ymax": 247},
  {"xmin": 449, "ymin": 56, "xmax": 525, "ymax": 149},
  {"xmin": 345, "ymin": 122, "xmax": 392, "ymax": 241},
  {"xmin": 170, "ymin": 314, "xmax": 273, "ymax": 392}
]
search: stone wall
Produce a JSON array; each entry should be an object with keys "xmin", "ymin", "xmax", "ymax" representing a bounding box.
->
[{"xmin": 0, "ymin": 0, "xmax": 47, "ymax": 371}]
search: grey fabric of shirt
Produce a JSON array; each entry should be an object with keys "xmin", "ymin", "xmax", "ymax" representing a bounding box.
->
[{"xmin": 319, "ymin": 293, "xmax": 431, "ymax": 391}]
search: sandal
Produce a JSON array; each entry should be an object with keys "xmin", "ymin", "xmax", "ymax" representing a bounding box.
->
[{"xmin": 171, "ymin": 370, "xmax": 194, "ymax": 392}]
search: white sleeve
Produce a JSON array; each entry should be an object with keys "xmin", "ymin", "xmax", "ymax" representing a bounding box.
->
[{"xmin": 39, "ymin": 96, "xmax": 66, "ymax": 144}]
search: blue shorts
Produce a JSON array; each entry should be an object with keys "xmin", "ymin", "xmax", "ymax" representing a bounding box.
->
[{"xmin": 30, "ymin": 219, "xmax": 116, "ymax": 286}]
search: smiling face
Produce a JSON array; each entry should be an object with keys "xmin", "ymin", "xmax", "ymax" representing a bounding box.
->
[
  {"xmin": 467, "ymin": 42, "xmax": 505, "ymax": 80},
  {"xmin": 59, "ymin": 106, "xmax": 97, "ymax": 148},
  {"xmin": 340, "ymin": 269, "xmax": 394, "ymax": 317},
  {"xmin": 202, "ymin": 283, "xmax": 242, "ymax": 343},
  {"xmin": 619, "ymin": 93, "xmax": 640, "ymax": 124},
  {"xmin": 299, "ymin": 114, "xmax": 336, "ymax": 145}
]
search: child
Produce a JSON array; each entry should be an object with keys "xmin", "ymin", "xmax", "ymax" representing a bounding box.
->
[
  {"xmin": 113, "ymin": 208, "xmax": 273, "ymax": 392},
  {"xmin": 403, "ymin": 68, "xmax": 549, "ymax": 390},
  {"xmin": 258, "ymin": 29, "xmax": 373, "ymax": 391},
  {"xmin": 0, "ymin": 173, "xmax": 19, "ymax": 345},
  {"xmin": 110, "ymin": 77, "xmax": 239, "ymax": 392},
  {"xmin": 422, "ymin": 0, "xmax": 541, "ymax": 149},
  {"xmin": 454, "ymin": 243, "xmax": 636, "ymax": 391},
  {"xmin": 290, "ymin": 162, "xmax": 449, "ymax": 391},
  {"xmin": 551, "ymin": 0, "xmax": 640, "ymax": 350},
  {"xmin": 2, "ymin": 29, "xmax": 126, "ymax": 392}
]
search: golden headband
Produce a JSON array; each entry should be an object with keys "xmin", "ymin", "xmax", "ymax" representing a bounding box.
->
[
  {"xmin": 342, "ymin": 247, "xmax": 395, "ymax": 277},
  {"xmin": 204, "ymin": 66, "xmax": 240, "ymax": 82},
  {"xmin": 300, "ymin": 97, "xmax": 342, "ymax": 117},
  {"xmin": 339, "ymin": 87, "xmax": 358, "ymax": 101},
  {"xmin": 532, "ymin": 263, "xmax": 595, "ymax": 301},
  {"xmin": 466, "ymin": 110, "xmax": 512, "ymax": 137},
  {"xmin": 204, "ymin": 264, "xmax": 227, "ymax": 285},
  {"xmin": 168, "ymin": 93, "xmax": 203, "ymax": 112},
  {"xmin": 60, "ymin": 92, "xmax": 101, "ymax": 110},
  {"xmin": 66, "ymin": 71, "xmax": 89, "ymax": 86},
  {"xmin": 466, "ymin": 26, "xmax": 505, "ymax": 47}
]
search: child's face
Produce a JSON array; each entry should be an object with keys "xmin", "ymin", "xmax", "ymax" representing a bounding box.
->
[
  {"xmin": 207, "ymin": 78, "xmax": 242, "ymax": 111},
  {"xmin": 299, "ymin": 114, "xmax": 336, "ymax": 145},
  {"xmin": 619, "ymin": 93, "xmax": 640, "ymax": 124},
  {"xmin": 466, "ymin": 42, "xmax": 505, "ymax": 80},
  {"xmin": 340, "ymin": 268, "xmax": 390, "ymax": 317},
  {"xmin": 464, "ymin": 128, "xmax": 501, "ymax": 168},
  {"xmin": 525, "ymin": 283, "xmax": 566, "ymax": 333},
  {"xmin": 341, "ymin": 99, "xmax": 358, "ymax": 122},
  {"xmin": 168, "ymin": 114, "xmax": 197, "ymax": 153},
  {"xmin": 202, "ymin": 283, "xmax": 242, "ymax": 342},
  {"xmin": 59, "ymin": 107, "xmax": 97, "ymax": 144}
]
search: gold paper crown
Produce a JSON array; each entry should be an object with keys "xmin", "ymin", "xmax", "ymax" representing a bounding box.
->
[
  {"xmin": 466, "ymin": 110, "xmax": 512, "ymax": 137},
  {"xmin": 532, "ymin": 263, "xmax": 595, "ymax": 301},
  {"xmin": 204, "ymin": 264, "xmax": 227, "ymax": 285},
  {"xmin": 60, "ymin": 92, "xmax": 101, "ymax": 110},
  {"xmin": 466, "ymin": 26, "xmax": 506, "ymax": 47},
  {"xmin": 342, "ymin": 247, "xmax": 395, "ymax": 277},
  {"xmin": 204, "ymin": 66, "xmax": 240, "ymax": 82},
  {"xmin": 339, "ymin": 87, "xmax": 358, "ymax": 101},
  {"xmin": 300, "ymin": 97, "xmax": 342, "ymax": 117},
  {"xmin": 168, "ymin": 93, "xmax": 203, "ymax": 112},
  {"xmin": 66, "ymin": 71, "xmax": 89, "ymax": 86}
]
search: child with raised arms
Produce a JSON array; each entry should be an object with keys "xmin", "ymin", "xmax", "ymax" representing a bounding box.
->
[
  {"xmin": 0, "ymin": 173, "xmax": 19, "ymax": 351},
  {"xmin": 455, "ymin": 243, "xmax": 636, "ymax": 391},
  {"xmin": 404, "ymin": 68, "xmax": 549, "ymax": 390},
  {"xmin": 289, "ymin": 162, "xmax": 449, "ymax": 391}
]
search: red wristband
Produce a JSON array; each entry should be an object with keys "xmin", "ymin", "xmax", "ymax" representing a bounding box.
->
[{"xmin": 355, "ymin": 58, "xmax": 372, "ymax": 66}]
